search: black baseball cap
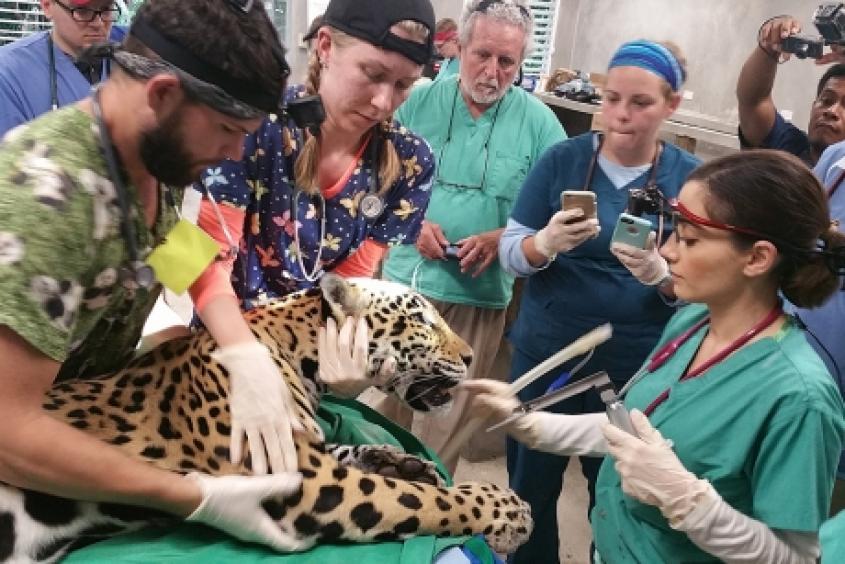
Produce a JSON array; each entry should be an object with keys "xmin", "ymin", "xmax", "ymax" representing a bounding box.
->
[{"xmin": 304, "ymin": 0, "xmax": 435, "ymax": 65}]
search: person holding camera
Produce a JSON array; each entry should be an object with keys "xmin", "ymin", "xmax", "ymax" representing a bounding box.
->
[
  {"xmin": 736, "ymin": 14, "xmax": 845, "ymax": 166},
  {"xmin": 378, "ymin": 0, "xmax": 565, "ymax": 475},
  {"xmin": 0, "ymin": 0, "xmax": 309, "ymax": 551},
  {"xmin": 470, "ymin": 150, "xmax": 845, "ymax": 564},
  {"xmin": 497, "ymin": 39, "xmax": 699, "ymax": 563}
]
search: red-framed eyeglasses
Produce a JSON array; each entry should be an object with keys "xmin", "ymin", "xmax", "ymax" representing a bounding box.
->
[{"xmin": 669, "ymin": 198, "xmax": 770, "ymax": 241}]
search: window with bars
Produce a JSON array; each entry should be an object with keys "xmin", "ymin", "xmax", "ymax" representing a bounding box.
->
[
  {"xmin": 523, "ymin": 0, "xmax": 559, "ymax": 76},
  {"xmin": 0, "ymin": 1, "xmax": 51, "ymax": 45},
  {"xmin": 264, "ymin": 0, "xmax": 287, "ymax": 44}
]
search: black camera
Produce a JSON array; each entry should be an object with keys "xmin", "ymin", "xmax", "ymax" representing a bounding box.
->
[
  {"xmin": 782, "ymin": 35, "xmax": 825, "ymax": 59},
  {"xmin": 815, "ymin": 2, "xmax": 845, "ymax": 41},
  {"xmin": 627, "ymin": 185, "xmax": 666, "ymax": 217},
  {"xmin": 286, "ymin": 94, "xmax": 326, "ymax": 135},
  {"xmin": 443, "ymin": 244, "xmax": 460, "ymax": 259},
  {"xmin": 782, "ymin": 3, "xmax": 845, "ymax": 59}
]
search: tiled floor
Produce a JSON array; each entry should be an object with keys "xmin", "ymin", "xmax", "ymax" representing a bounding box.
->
[{"xmin": 453, "ymin": 455, "xmax": 593, "ymax": 564}]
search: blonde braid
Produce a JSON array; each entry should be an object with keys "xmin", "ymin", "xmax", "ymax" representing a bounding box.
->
[
  {"xmin": 294, "ymin": 51, "xmax": 323, "ymax": 193},
  {"xmin": 377, "ymin": 121, "xmax": 401, "ymax": 195}
]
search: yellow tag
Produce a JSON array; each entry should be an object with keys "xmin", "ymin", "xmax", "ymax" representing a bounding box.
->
[{"xmin": 145, "ymin": 219, "xmax": 220, "ymax": 295}]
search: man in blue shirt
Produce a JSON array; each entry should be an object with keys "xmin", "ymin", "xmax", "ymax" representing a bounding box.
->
[
  {"xmin": 0, "ymin": 0, "xmax": 124, "ymax": 136},
  {"xmin": 736, "ymin": 14, "xmax": 845, "ymax": 166}
]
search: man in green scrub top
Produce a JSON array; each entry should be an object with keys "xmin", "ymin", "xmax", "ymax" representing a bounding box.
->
[{"xmin": 381, "ymin": 0, "xmax": 565, "ymax": 473}]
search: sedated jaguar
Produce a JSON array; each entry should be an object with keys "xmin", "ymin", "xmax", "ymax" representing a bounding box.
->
[{"xmin": 0, "ymin": 274, "xmax": 532, "ymax": 563}]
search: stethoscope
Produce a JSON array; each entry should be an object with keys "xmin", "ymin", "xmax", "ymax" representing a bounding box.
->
[
  {"xmin": 617, "ymin": 302, "xmax": 784, "ymax": 416},
  {"xmin": 91, "ymin": 85, "xmax": 159, "ymax": 289},
  {"xmin": 289, "ymin": 129, "xmax": 385, "ymax": 282},
  {"xmin": 47, "ymin": 33, "xmax": 109, "ymax": 111}
]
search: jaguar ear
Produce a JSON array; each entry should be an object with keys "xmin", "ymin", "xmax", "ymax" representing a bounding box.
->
[{"xmin": 319, "ymin": 273, "xmax": 366, "ymax": 320}]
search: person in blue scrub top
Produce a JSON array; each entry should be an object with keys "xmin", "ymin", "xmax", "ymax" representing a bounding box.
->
[
  {"xmin": 469, "ymin": 150, "xmax": 845, "ymax": 563},
  {"xmin": 0, "ymin": 0, "xmax": 125, "ymax": 136},
  {"xmin": 496, "ymin": 39, "xmax": 699, "ymax": 564},
  {"xmin": 804, "ymin": 140, "xmax": 845, "ymax": 515}
]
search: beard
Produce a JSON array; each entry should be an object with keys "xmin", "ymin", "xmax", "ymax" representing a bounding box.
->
[
  {"xmin": 139, "ymin": 109, "xmax": 197, "ymax": 187},
  {"xmin": 467, "ymin": 77, "xmax": 508, "ymax": 105}
]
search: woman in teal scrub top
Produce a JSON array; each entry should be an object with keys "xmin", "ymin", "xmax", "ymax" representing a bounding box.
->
[{"xmin": 466, "ymin": 150, "xmax": 845, "ymax": 562}]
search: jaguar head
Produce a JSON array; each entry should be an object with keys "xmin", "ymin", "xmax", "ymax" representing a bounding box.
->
[{"xmin": 320, "ymin": 274, "xmax": 472, "ymax": 412}]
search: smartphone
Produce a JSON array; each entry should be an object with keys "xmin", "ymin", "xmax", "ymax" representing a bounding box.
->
[
  {"xmin": 610, "ymin": 213, "xmax": 652, "ymax": 249},
  {"xmin": 443, "ymin": 244, "xmax": 460, "ymax": 259},
  {"xmin": 561, "ymin": 190, "xmax": 597, "ymax": 220}
]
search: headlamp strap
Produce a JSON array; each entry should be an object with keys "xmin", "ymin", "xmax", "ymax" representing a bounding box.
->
[{"xmin": 130, "ymin": 17, "xmax": 279, "ymax": 113}]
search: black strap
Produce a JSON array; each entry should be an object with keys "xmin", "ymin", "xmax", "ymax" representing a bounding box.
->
[
  {"xmin": 91, "ymin": 86, "xmax": 141, "ymax": 266},
  {"xmin": 130, "ymin": 17, "xmax": 284, "ymax": 113},
  {"xmin": 369, "ymin": 129, "xmax": 381, "ymax": 197},
  {"xmin": 47, "ymin": 33, "xmax": 58, "ymax": 110},
  {"xmin": 582, "ymin": 133, "xmax": 604, "ymax": 190},
  {"xmin": 583, "ymin": 133, "xmax": 663, "ymax": 192}
]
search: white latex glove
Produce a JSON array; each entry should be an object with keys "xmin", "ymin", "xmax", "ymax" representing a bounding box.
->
[
  {"xmin": 610, "ymin": 231, "xmax": 670, "ymax": 286},
  {"xmin": 212, "ymin": 342, "xmax": 303, "ymax": 475},
  {"xmin": 185, "ymin": 472, "xmax": 306, "ymax": 551},
  {"xmin": 460, "ymin": 379, "xmax": 607, "ymax": 456},
  {"xmin": 534, "ymin": 209, "xmax": 600, "ymax": 258},
  {"xmin": 603, "ymin": 409, "xmax": 710, "ymax": 525},
  {"xmin": 319, "ymin": 317, "xmax": 397, "ymax": 398}
]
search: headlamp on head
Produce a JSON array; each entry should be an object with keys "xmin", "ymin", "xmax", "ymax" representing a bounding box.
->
[{"xmin": 125, "ymin": 7, "xmax": 289, "ymax": 117}]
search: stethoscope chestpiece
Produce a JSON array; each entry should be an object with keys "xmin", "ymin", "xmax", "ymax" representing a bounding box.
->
[
  {"xmin": 120, "ymin": 262, "xmax": 157, "ymax": 290},
  {"xmin": 360, "ymin": 193, "xmax": 384, "ymax": 221}
]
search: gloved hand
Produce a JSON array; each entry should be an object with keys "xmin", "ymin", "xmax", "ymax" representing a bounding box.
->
[
  {"xmin": 212, "ymin": 342, "xmax": 303, "ymax": 475},
  {"xmin": 534, "ymin": 209, "xmax": 600, "ymax": 258},
  {"xmin": 610, "ymin": 232, "xmax": 670, "ymax": 286},
  {"xmin": 318, "ymin": 317, "xmax": 397, "ymax": 398},
  {"xmin": 603, "ymin": 409, "xmax": 710, "ymax": 525},
  {"xmin": 460, "ymin": 379, "xmax": 607, "ymax": 456},
  {"xmin": 185, "ymin": 472, "xmax": 306, "ymax": 551}
]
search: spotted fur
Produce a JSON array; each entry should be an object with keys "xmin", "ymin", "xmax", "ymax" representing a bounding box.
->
[{"xmin": 0, "ymin": 274, "xmax": 532, "ymax": 562}]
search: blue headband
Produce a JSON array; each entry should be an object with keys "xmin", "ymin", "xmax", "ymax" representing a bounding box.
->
[{"xmin": 608, "ymin": 40, "xmax": 685, "ymax": 92}]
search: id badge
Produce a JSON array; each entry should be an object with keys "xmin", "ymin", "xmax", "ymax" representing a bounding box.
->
[{"xmin": 145, "ymin": 219, "xmax": 219, "ymax": 295}]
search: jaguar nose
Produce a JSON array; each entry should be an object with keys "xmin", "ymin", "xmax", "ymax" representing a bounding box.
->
[{"xmin": 461, "ymin": 352, "xmax": 472, "ymax": 367}]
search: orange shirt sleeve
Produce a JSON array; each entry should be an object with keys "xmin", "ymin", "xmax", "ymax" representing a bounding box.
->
[
  {"xmin": 188, "ymin": 199, "xmax": 245, "ymax": 313},
  {"xmin": 332, "ymin": 239, "xmax": 388, "ymax": 278}
]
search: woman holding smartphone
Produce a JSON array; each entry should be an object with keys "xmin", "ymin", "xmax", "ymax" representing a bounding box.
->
[
  {"xmin": 497, "ymin": 39, "xmax": 699, "ymax": 563},
  {"xmin": 473, "ymin": 150, "xmax": 845, "ymax": 563}
]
